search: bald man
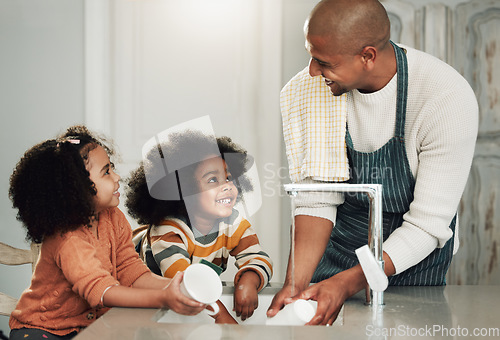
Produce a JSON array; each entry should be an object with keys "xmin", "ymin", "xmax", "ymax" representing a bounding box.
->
[{"xmin": 268, "ymin": 0, "xmax": 478, "ymax": 325}]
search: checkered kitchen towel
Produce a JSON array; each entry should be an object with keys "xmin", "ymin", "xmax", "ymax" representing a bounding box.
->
[{"xmin": 281, "ymin": 67, "xmax": 349, "ymax": 183}]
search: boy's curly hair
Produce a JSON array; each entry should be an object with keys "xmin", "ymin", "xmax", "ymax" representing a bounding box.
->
[
  {"xmin": 125, "ymin": 131, "xmax": 253, "ymax": 226},
  {"xmin": 9, "ymin": 125, "xmax": 114, "ymax": 243}
]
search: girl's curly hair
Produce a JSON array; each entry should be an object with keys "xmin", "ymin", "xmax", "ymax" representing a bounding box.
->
[
  {"xmin": 125, "ymin": 131, "xmax": 253, "ymax": 226},
  {"xmin": 9, "ymin": 125, "xmax": 114, "ymax": 243}
]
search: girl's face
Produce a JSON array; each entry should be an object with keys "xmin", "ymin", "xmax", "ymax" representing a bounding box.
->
[
  {"xmin": 87, "ymin": 145, "xmax": 121, "ymax": 214},
  {"xmin": 190, "ymin": 156, "xmax": 238, "ymax": 222}
]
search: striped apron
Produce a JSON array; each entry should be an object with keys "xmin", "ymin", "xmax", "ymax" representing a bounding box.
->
[{"xmin": 312, "ymin": 42, "xmax": 456, "ymax": 286}]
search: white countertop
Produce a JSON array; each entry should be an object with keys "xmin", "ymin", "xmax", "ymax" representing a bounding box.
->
[{"xmin": 74, "ymin": 285, "xmax": 500, "ymax": 339}]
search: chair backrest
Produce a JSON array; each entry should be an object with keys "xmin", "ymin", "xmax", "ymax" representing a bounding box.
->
[{"xmin": 0, "ymin": 242, "xmax": 41, "ymax": 316}]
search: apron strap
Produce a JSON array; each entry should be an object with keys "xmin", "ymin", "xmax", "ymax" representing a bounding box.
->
[{"xmin": 390, "ymin": 41, "xmax": 408, "ymax": 140}]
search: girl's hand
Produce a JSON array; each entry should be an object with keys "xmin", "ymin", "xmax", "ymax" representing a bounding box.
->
[
  {"xmin": 161, "ymin": 272, "xmax": 206, "ymax": 315},
  {"xmin": 213, "ymin": 300, "xmax": 238, "ymax": 324},
  {"xmin": 234, "ymin": 271, "xmax": 260, "ymax": 321}
]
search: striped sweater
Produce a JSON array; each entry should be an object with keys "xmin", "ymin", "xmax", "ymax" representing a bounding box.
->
[{"xmin": 133, "ymin": 210, "xmax": 273, "ymax": 291}]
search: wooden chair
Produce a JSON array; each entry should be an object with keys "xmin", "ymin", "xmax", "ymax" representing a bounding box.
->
[{"xmin": 0, "ymin": 242, "xmax": 41, "ymax": 316}]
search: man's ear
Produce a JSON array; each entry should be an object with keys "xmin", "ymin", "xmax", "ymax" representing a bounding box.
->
[{"xmin": 361, "ymin": 46, "xmax": 377, "ymax": 70}]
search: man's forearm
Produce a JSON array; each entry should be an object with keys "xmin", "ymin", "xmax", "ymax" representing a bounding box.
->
[{"xmin": 285, "ymin": 215, "xmax": 333, "ymax": 290}]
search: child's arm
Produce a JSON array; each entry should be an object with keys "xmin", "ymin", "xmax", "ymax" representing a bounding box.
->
[
  {"xmin": 230, "ymin": 221, "xmax": 273, "ymax": 291},
  {"xmin": 114, "ymin": 212, "xmax": 190, "ymax": 282},
  {"xmin": 233, "ymin": 270, "xmax": 261, "ymax": 321},
  {"xmin": 131, "ymin": 271, "xmax": 172, "ymax": 289},
  {"xmin": 153, "ymin": 234, "xmax": 191, "ymax": 278},
  {"xmin": 109, "ymin": 216, "xmax": 204, "ymax": 314},
  {"xmin": 148, "ymin": 222, "xmax": 193, "ymax": 278},
  {"xmin": 57, "ymin": 241, "xmax": 204, "ymax": 315},
  {"xmin": 102, "ymin": 271, "xmax": 206, "ymax": 315},
  {"xmin": 229, "ymin": 220, "xmax": 273, "ymax": 320}
]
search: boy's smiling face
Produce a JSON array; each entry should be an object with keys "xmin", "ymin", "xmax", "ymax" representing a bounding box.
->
[{"xmin": 190, "ymin": 155, "xmax": 238, "ymax": 223}]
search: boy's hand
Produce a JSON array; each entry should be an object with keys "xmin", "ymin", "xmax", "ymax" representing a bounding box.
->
[
  {"xmin": 161, "ymin": 272, "xmax": 206, "ymax": 315},
  {"xmin": 234, "ymin": 271, "xmax": 261, "ymax": 321}
]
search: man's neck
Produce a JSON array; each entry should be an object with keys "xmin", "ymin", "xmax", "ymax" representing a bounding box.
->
[{"xmin": 359, "ymin": 45, "xmax": 397, "ymax": 93}]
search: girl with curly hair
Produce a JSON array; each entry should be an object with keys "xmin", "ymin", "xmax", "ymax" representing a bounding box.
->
[
  {"xmin": 126, "ymin": 131, "xmax": 273, "ymax": 323},
  {"xmin": 8, "ymin": 125, "xmax": 205, "ymax": 340}
]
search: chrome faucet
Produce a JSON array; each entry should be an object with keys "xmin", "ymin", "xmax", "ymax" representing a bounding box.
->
[{"xmin": 283, "ymin": 183, "xmax": 385, "ymax": 306}]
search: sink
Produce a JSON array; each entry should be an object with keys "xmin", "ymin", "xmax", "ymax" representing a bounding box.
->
[{"xmin": 155, "ymin": 284, "xmax": 343, "ymax": 326}]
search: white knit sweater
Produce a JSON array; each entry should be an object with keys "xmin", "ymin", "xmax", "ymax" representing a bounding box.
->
[{"xmin": 293, "ymin": 45, "xmax": 478, "ymax": 275}]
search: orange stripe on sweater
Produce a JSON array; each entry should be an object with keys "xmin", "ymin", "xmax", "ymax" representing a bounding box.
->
[
  {"xmin": 164, "ymin": 258, "xmax": 190, "ymax": 278},
  {"xmin": 225, "ymin": 219, "xmax": 251, "ymax": 248},
  {"xmin": 157, "ymin": 220, "xmax": 195, "ymax": 254},
  {"xmin": 184, "ymin": 220, "xmax": 251, "ymax": 258},
  {"xmin": 239, "ymin": 256, "xmax": 272, "ymax": 272},
  {"xmin": 255, "ymin": 257, "xmax": 273, "ymax": 274},
  {"xmin": 229, "ymin": 234, "xmax": 259, "ymax": 256},
  {"xmin": 153, "ymin": 219, "xmax": 254, "ymax": 258},
  {"xmin": 191, "ymin": 237, "xmax": 227, "ymax": 258},
  {"xmin": 150, "ymin": 231, "xmax": 184, "ymax": 244},
  {"xmin": 132, "ymin": 225, "xmax": 148, "ymax": 238}
]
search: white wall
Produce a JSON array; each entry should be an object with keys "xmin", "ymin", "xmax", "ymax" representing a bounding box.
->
[
  {"xmin": 0, "ymin": 0, "xmax": 85, "ymax": 333},
  {"xmin": 86, "ymin": 0, "xmax": 285, "ymax": 283}
]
